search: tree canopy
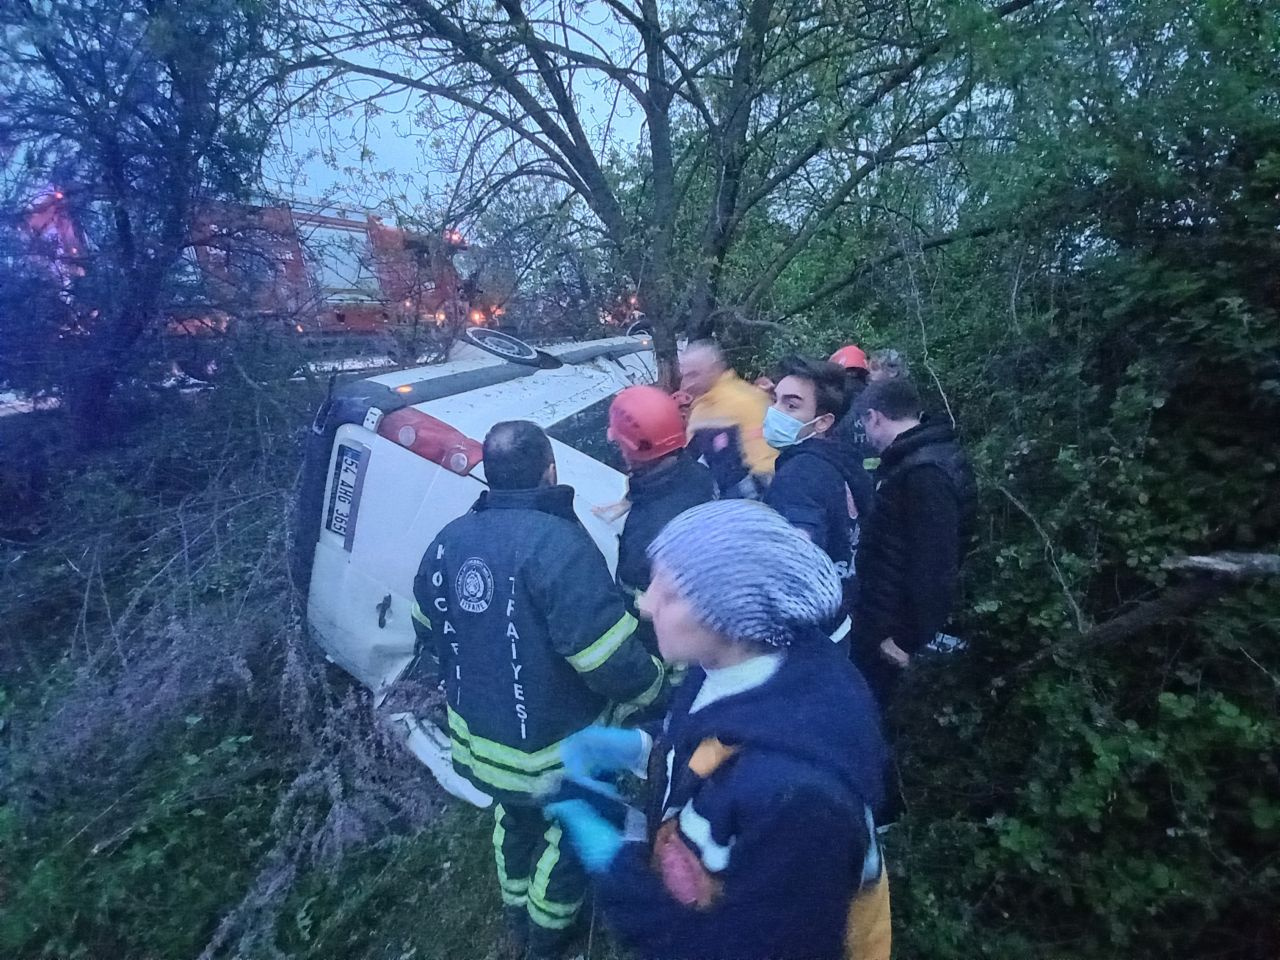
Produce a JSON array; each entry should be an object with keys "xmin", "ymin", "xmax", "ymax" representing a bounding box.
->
[{"xmin": 290, "ymin": 0, "xmax": 1048, "ymax": 376}]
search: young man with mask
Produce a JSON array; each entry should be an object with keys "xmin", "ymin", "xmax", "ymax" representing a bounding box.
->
[{"xmin": 762, "ymin": 357, "xmax": 874, "ymax": 629}]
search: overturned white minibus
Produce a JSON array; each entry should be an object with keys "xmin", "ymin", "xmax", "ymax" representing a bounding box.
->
[{"xmin": 293, "ymin": 331, "xmax": 655, "ymax": 804}]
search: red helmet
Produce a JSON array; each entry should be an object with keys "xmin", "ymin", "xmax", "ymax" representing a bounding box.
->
[
  {"xmin": 608, "ymin": 386, "xmax": 688, "ymax": 464},
  {"xmin": 829, "ymin": 344, "xmax": 869, "ymax": 371}
]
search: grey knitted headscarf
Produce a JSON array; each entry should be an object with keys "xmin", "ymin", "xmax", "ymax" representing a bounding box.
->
[{"xmin": 647, "ymin": 499, "xmax": 842, "ymax": 647}]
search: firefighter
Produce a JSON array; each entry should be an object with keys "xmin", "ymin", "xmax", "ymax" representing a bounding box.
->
[
  {"xmin": 762, "ymin": 357, "xmax": 874, "ymax": 638},
  {"xmin": 412, "ymin": 420, "xmax": 664, "ymax": 959},
  {"xmin": 607, "ymin": 386, "xmax": 716, "ymax": 656},
  {"xmin": 546, "ymin": 501, "xmax": 891, "ymax": 960},
  {"xmin": 679, "ymin": 341, "xmax": 776, "ymax": 497},
  {"xmin": 829, "ymin": 344, "xmax": 873, "ymax": 461}
]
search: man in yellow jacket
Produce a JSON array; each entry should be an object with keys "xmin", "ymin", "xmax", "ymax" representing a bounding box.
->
[{"xmin": 679, "ymin": 341, "xmax": 777, "ymax": 497}]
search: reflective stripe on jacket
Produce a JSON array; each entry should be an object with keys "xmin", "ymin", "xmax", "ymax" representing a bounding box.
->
[{"xmin": 414, "ymin": 484, "xmax": 664, "ymax": 803}]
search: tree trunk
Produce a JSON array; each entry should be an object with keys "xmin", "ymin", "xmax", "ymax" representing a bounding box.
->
[
  {"xmin": 66, "ymin": 362, "xmax": 119, "ymax": 450},
  {"xmin": 651, "ymin": 315, "xmax": 679, "ymax": 391},
  {"xmin": 686, "ymin": 0, "xmax": 775, "ymax": 343}
]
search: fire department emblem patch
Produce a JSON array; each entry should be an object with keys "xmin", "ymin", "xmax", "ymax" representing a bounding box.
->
[{"xmin": 455, "ymin": 557, "xmax": 494, "ymax": 614}]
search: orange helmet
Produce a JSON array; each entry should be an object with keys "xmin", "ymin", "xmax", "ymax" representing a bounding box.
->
[
  {"xmin": 829, "ymin": 344, "xmax": 869, "ymax": 371},
  {"xmin": 608, "ymin": 386, "xmax": 688, "ymax": 465}
]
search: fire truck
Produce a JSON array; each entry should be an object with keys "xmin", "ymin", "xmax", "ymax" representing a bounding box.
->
[
  {"xmin": 19, "ymin": 190, "xmax": 512, "ymax": 378},
  {"xmin": 179, "ymin": 198, "xmax": 511, "ymax": 344}
]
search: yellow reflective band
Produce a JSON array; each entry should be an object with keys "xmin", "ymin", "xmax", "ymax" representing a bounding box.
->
[
  {"xmin": 635, "ymin": 656, "xmax": 664, "ymax": 706},
  {"xmin": 500, "ymin": 888, "xmax": 528, "ymax": 908},
  {"xmin": 411, "ymin": 602, "xmax": 432, "ymax": 629},
  {"xmin": 448, "ymin": 706, "xmax": 565, "ymax": 774},
  {"xmin": 527, "ymin": 822, "xmax": 582, "ymax": 930},
  {"xmin": 493, "ymin": 804, "xmax": 530, "ymax": 902},
  {"xmin": 527, "ymin": 900, "xmax": 579, "ymax": 930},
  {"xmin": 451, "ymin": 740, "xmax": 549, "ymax": 794},
  {"xmin": 612, "ymin": 657, "xmax": 665, "ymax": 725},
  {"xmin": 530, "ymin": 821, "xmax": 563, "ymax": 905},
  {"xmin": 567, "ymin": 613, "xmax": 637, "ymax": 673},
  {"xmin": 528, "ymin": 895, "xmax": 582, "ymax": 919},
  {"xmin": 499, "ymin": 872, "xmax": 530, "ymax": 905}
]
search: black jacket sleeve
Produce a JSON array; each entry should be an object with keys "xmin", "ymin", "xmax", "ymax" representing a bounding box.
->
[
  {"xmin": 529, "ymin": 528, "xmax": 664, "ymax": 710},
  {"xmin": 898, "ymin": 465, "xmax": 961, "ymax": 654}
]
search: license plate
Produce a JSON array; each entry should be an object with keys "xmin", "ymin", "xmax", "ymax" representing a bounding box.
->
[{"xmin": 326, "ymin": 443, "xmax": 367, "ymax": 548}]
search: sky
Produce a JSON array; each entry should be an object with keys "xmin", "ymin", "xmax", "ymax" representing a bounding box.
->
[{"xmin": 264, "ymin": 7, "xmax": 647, "ymax": 218}]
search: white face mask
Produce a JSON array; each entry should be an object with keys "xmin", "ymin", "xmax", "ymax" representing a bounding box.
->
[{"xmin": 763, "ymin": 406, "xmax": 817, "ymax": 449}]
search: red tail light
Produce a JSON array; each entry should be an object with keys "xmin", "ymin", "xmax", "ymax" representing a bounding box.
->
[{"xmin": 377, "ymin": 408, "xmax": 483, "ymax": 475}]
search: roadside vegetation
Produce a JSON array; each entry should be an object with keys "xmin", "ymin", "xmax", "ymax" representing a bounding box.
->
[{"xmin": 1, "ymin": 0, "xmax": 1278, "ymax": 957}]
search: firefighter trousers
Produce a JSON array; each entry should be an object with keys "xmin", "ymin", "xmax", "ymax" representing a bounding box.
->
[{"xmin": 493, "ymin": 802, "xmax": 586, "ymax": 953}]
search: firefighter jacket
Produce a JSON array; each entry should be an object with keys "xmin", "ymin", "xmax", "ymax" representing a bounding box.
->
[
  {"xmin": 413, "ymin": 485, "xmax": 664, "ymax": 805},
  {"xmin": 591, "ymin": 640, "xmax": 890, "ymax": 960},
  {"xmin": 852, "ymin": 420, "xmax": 978, "ymax": 657},
  {"xmin": 687, "ymin": 371, "xmax": 777, "ymax": 494}
]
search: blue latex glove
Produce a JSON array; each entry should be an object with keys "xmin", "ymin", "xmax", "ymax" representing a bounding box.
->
[
  {"xmin": 560, "ymin": 725, "xmax": 649, "ymax": 779},
  {"xmin": 545, "ymin": 799, "xmax": 625, "ymax": 874}
]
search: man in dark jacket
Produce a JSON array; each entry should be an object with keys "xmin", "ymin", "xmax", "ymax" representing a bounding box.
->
[
  {"xmin": 851, "ymin": 379, "xmax": 977, "ymax": 709},
  {"xmin": 829, "ymin": 343, "xmax": 874, "ymax": 462},
  {"xmin": 547, "ymin": 501, "xmax": 890, "ymax": 960},
  {"xmin": 413, "ymin": 420, "xmax": 664, "ymax": 959},
  {"xmin": 607, "ymin": 386, "xmax": 716, "ymax": 656},
  {"xmin": 763, "ymin": 357, "xmax": 875, "ymax": 634}
]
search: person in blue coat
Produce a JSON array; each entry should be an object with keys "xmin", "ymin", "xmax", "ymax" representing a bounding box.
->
[
  {"xmin": 546, "ymin": 500, "xmax": 891, "ymax": 960},
  {"xmin": 763, "ymin": 356, "xmax": 875, "ymax": 640}
]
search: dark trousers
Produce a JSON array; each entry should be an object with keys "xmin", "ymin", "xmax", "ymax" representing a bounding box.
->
[
  {"xmin": 854, "ymin": 647, "xmax": 903, "ymax": 714},
  {"xmin": 493, "ymin": 802, "xmax": 586, "ymax": 954},
  {"xmin": 852, "ymin": 644, "xmax": 906, "ymax": 824}
]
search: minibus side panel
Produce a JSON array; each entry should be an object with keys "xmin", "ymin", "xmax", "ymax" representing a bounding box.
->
[{"xmin": 307, "ymin": 423, "xmax": 481, "ymax": 692}]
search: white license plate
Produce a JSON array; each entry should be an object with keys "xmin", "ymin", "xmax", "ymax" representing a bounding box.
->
[{"xmin": 326, "ymin": 443, "xmax": 366, "ymax": 546}]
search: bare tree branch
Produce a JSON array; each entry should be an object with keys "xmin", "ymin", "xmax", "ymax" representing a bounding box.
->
[{"xmin": 778, "ymin": 222, "xmax": 999, "ymax": 320}]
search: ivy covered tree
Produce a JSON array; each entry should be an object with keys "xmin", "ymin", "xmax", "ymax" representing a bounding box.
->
[{"xmin": 760, "ymin": 2, "xmax": 1280, "ymax": 956}]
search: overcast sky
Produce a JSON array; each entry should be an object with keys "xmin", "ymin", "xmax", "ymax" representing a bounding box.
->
[{"xmin": 263, "ymin": 9, "xmax": 646, "ymax": 217}]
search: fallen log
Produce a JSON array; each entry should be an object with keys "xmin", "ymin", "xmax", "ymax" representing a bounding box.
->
[{"xmin": 1015, "ymin": 551, "xmax": 1279, "ymax": 673}]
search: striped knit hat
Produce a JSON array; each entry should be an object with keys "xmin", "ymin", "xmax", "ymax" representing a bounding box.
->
[{"xmin": 647, "ymin": 499, "xmax": 842, "ymax": 647}]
